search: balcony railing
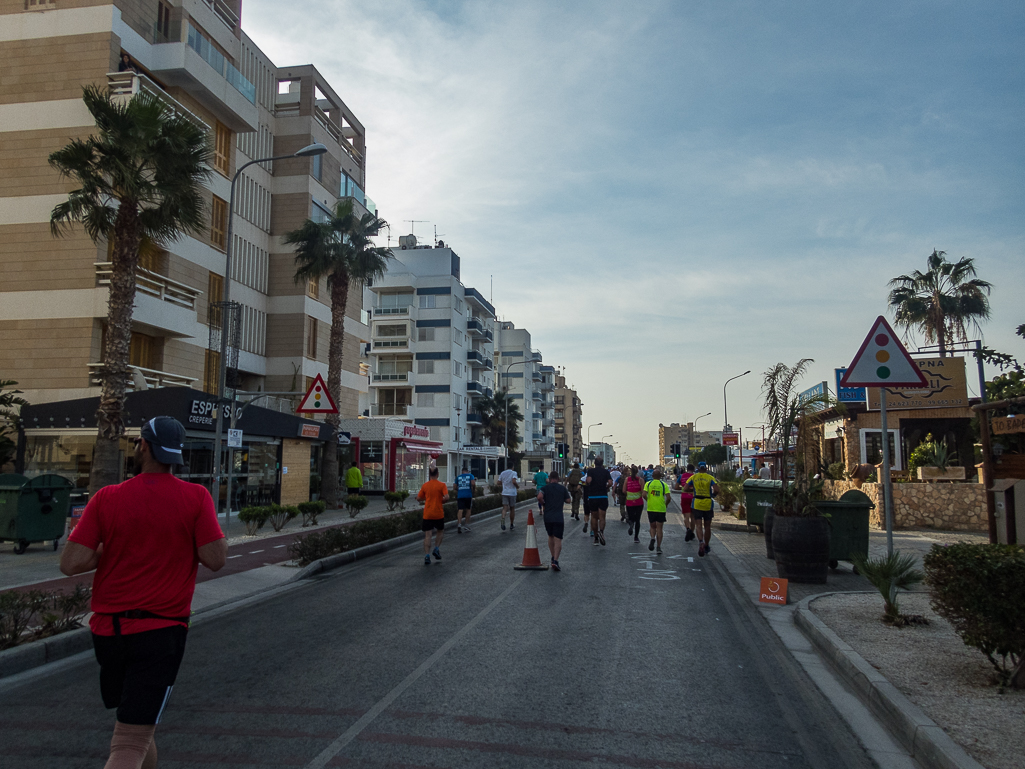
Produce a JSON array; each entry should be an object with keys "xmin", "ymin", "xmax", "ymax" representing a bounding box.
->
[
  {"xmin": 371, "ymin": 403, "xmax": 410, "ymax": 416},
  {"xmin": 88, "ymin": 363, "xmax": 197, "ymax": 390},
  {"xmin": 466, "ymin": 412, "xmax": 483, "ymax": 425},
  {"xmin": 373, "ymin": 306, "xmax": 411, "ymax": 316},
  {"xmin": 373, "ymin": 339, "xmax": 411, "ymax": 349},
  {"xmin": 372, "ymin": 372, "xmax": 411, "ymax": 383},
  {"xmin": 532, "ymin": 412, "xmax": 542, "ymax": 419},
  {"xmin": 107, "ymin": 72, "xmax": 209, "ymax": 133},
  {"xmin": 531, "ymin": 391, "xmax": 543, "ymax": 400},
  {"xmin": 531, "ymin": 372, "xmax": 543, "ymax": 382},
  {"xmin": 466, "ymin": 381, "xmax": 483, "ymax": 394},
  {"xmin": 467, "ymin": 318, "xmax": 484, "ymax": 336},
  {"xmin": 485, "ymin": 329, "xmax": 494, "ymax": 342},
  {"xmin": 466, "ymin": 350, "xmax": 484, "ymax": 365},
  {"xmin": 533, "ymin": 433, "xmax": 544, "ymax": 441},
  {"xmin": 185, "ymin": 23, "xmax": 255, "ymax": 103},
  {"xmin": 94, "ymin": 262, "xmax": 202, "ymax": 310}
]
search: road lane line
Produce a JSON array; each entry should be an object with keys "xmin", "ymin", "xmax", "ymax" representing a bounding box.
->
[
  {"xmin": 227, "ymin": 555, "xmax": 242, "ymax": 559},
  {"xmin": 249, "ymin": 550, "xmax": 264, "ymax": 554},
  {"xmin": 303, "ymin": 572, "xmax": 529, "ymax": 769},
  {"xmin": 274, "ymin": 545, "xmax": 286, "ymax": 549}
]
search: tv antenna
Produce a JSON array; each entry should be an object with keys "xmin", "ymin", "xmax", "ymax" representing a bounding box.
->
[
  {"xmin": 404, "ymin": 220, "xmax": 428, "ymax": 236},
  {"xmin": 433, "ymin": 225, "xmax": 446, "ymax": 247}
]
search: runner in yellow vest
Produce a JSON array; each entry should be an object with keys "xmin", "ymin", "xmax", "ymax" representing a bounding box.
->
[
  {"xmin": 684, "ymin": 461, "xmax": 719, "ymax": 557},
  {"xmin": 642, "ymin": 468, "xmax": 673, "ymax": 554}
]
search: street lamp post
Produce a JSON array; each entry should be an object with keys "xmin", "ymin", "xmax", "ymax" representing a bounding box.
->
[
  {"xmin": 689, "ymin": 412, "xmax": 712, "ymax": 453},
  {"xmin": 600, "ymin": 434, "xmax": 612, "ymax": 464},
  {"xmin": 586, "ymin": 422, "xmax": 602, "ymax": 462},
  {"xmin": 501, "ymin": 356, "xmax": 540, "ymax": 472},
  {"xmin": 210, "ymin": 143, "xmax": 328, "ymax": 522},
  {"xmin": 723, "ymin": 370, "xmax": 751, "ymax": 433}
]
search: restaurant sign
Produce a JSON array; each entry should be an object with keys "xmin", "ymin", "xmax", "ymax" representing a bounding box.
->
[
  {"xmin": 993, "ymin": 415, "xmax": 1025, "ymax": 435},
  {"xmin": 867, "ymin": 357, "xmax": 968, "ymax": 411}
]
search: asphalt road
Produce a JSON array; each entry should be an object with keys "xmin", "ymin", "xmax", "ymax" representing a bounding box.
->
[{"xmin": 0, "ymin": 511, "xmax": 876, "ymax": 768}]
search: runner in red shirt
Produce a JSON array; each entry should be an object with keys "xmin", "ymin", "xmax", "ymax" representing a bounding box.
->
[
  {"xmin": 61, "ymin": 416, "xmax": 227, "ymax": 769},
  {"xmin": 417, "ymin": 466, "xmax": 449, "ymax": 565},
  {"xmin": 676, "ymin": 463, "xmax": 697, "ymax": 542}
]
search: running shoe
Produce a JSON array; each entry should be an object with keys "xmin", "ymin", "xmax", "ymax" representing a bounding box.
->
[
  {"xmin": 551, "ymin": 560, "xmax": 561, "ymax": 572},
  {"xmin": 462, "ymin": 525, "xmax": 471, "ymax": 533},
  {"xmin": 510, "ymin": 523, "xmax": 515, "ymax": 530},
  {"xmin": 457, "ymin": 525, "xmax": 463, "ymax": 534},
  {"xmin": 424, "ymin": 554, "xmax": 431, "ymax": 566},
  {"xmin": 432, "ymin": 547, "xmax": 442, "ymax": 561},
  {"xmin": 685, "ymin": 528, "xmax": 695, "ymax": 542},
  {"xmin": 501, "ymin": 522, "xmax": 506, "ymax": 531},
  {"xmin": 633, "ymin": 536, "xmax": 640, "ymax": 543},
  {"xmin": 593, "ymin": 536, "xmax": 600, "ymax": 546},
  {"xmin": 656, "ymin": 546, "xmax": 662, "ymax": 555},
  {"xmin": 598, "ymin": 530, "xmax": 606, "ymax": 546},
  {"xmin": 698, "ymin": 542, "xmax": 706, "ymax": 557},
  {"xmin": 583, "ymin": 521, "xmax": 588, "ymax": 533},
  {"xmin": 627, "ymin": 523, "xmax": 633, "ymax": 536},
  {"xmin": 648, "ymin": 539, "xmax": 656, "ymax": 552},
  {"xmin": 705, "ymin": 542, "xmax": 711, "ymax": 553}
]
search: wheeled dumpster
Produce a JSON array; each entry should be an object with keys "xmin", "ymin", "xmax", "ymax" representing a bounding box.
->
[
  {"xmin": 742, "ymin": 479, "xmax": 783, "ymax": 531},
  {"xmin": 0, "ymin": 474, "xmax": 74, "ymax": 554},
  {"xmin": 814, "ymin": 489, "xmax": 874, "ymax": 569}
]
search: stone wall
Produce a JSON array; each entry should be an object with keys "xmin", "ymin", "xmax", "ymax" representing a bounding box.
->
[{"xmin": 821, "ymin": 480, "xmax": 986, "ymax": 532}]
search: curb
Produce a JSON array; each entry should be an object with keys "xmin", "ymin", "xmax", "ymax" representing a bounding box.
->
[
  {"xmin": 0, "ymin": 506, "xmax": 511, "ymax": 680},
  {"xmin": 794, "ymin": 593, "xmax": 985, "ymax": 769},
  {"xmin": 712, "ymin": 520, "xmax": 758, "ymax": 533}
]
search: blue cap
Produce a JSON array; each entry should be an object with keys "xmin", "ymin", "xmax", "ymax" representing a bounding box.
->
[
  {"xmin": 697, "ymin": 461, "xmax": 707, "ymax": 469},
  {"xmin": 141, "ymin": 416, "xmax": 185, "ymax": 465}
]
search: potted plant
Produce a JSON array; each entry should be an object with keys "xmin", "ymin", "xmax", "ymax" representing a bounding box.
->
[
  {"xmin": 914, "ymin": 435, "xmax": 966, "ymax": 481},
  {"xmin": 762, "ymin": 359, "xmax": 840, "ymax": 584}
]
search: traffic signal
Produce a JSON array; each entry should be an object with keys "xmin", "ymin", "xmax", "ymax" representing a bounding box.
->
[
  {"xmin": 671, "ymin": 443, "xmax": 681, "ymax": 459},
  {"xmin": 558, "ymin": 443, "xmax": 565, "ymax": 458}
]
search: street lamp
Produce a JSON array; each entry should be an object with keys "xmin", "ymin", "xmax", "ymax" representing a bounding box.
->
[
  {"xmin": 211, "ymin": 143, "xmax": 329, "ymax": 518},
  {"xmin": 600, "ymin": 434, "xmax": 613, "ymax": 464},
  {"xmin": 586, "ymin": 422, "xmax": 602, "ymax": 461},
  {"xmin": 501, "ymin": 355, "xmax": 541, "ymax": 472},
  {"xmin": 689, "ymin": 411, "xmax": 712, "ymax": 452},
  {"xmin": 723, "ymin": 370, "xmax": 751, "ymax": 433}
]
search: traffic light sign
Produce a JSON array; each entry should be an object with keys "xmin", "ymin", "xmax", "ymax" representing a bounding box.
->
[{"xmin": 557, "ymin": 443, "xmax": 565, "ymax": 458}]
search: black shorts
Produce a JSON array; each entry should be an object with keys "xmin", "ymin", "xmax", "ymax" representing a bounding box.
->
[
  {"xmin": 543, "ymin": 520, "xmax": 565, "ymax": 539},
  {"xmin": 647, "ymin": 511, "xmax": 667, "ymax": 524},
  {"xmin": 692, "ymin": 507, "xmax": 714, "ymax": 521},
  {"xmin": 347, "ymin": 487, "xmax": 361, "ymax": 496},
  {"xmin": 92, "ymin": 625, "xmax": 188, "ymax": 725},
  {"xmin": 422, "ymin": 518, "xmax": 445, "ymax": 531},
  {"xmin": 588, "ymin": 497, "xmax": 609, "ymax": 512},
  {"xmin": 457, "ymin": 497, "xmax": 472, "ymax": 510}
]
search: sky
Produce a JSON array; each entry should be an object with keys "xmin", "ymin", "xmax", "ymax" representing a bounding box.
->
[{"xmin": 243, "ymin": 0, "xmax": 1025, "ymax": 465}]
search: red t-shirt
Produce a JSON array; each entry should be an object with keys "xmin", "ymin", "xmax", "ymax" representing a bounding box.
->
[
  {"xmin": 679, "ymin": 472, "xmax": 695, "ymax": 505},
  {"xmin": 69, "ymin": 473, "xmax": 223, "ymax": 636},
  {"xmin": 417, "ymin": 479, "xmax": 448, "ymax": 520}
]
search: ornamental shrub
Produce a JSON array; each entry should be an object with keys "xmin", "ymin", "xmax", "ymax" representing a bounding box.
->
[
  {"xmin": 383, "ymin": 491, "xmax": 404, "ymax": 511},
  {"xmin": 0, "ymin": 584, "xmax": 91, "ymax": 649},
  {"xmin": 924, "ymin": 542, "xmax": 1025, "ymax": 687},
  {"xmin": 297, "ymin": 500, "xmax": 326, "ymax": 527},
  {"xmin": 344, "ymin": 494, "xmax": 369, "ymax": 518},
  {"xmin": 238, "ymin": 506, "xmax": 270, "ymax": 536},
  {"xmin": 266, "ymin": 504, "xmax": 299, "ymax": 532}
]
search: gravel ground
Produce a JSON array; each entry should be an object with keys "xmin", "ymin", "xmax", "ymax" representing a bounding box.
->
[{"xmin": 811, "ymin": 592, "xmax": 1025, "ymax": 769}]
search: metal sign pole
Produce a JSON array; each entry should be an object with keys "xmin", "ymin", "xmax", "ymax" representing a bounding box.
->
[{"xmin": 880, "ymin": 386, "xmax": 894, "ymax": 557}]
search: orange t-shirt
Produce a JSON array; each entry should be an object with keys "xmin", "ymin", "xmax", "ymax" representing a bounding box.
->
[{"xmin": 418, "ymin": 479, "xmax": 448, "ymax": 519}]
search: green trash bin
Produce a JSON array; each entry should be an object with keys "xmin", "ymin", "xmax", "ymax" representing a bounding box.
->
[
  {"xmin": 742, "ymin": 479, "xmax": 783, "ymax": 531},
  {"xmin": 814, "ymin": 489, "xmax": 874, "ymax": 569},
  {"xmin": 0, "ymin": 474, "xmax": 73, "ymax": 554}
]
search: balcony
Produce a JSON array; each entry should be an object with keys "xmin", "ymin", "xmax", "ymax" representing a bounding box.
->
[
  {"xmin": 373, "ymin": 305, "xmax": 413, "ymax": 317},
  {"xmin": 485, "ymin": 387, "xmax": 494, "ymax": 399},
  {"xmin": 541, "ymin": 380, "xmax": 554, "ymax": 391},
  {"xmin": 466, "ymin": 412, "xmax": 483, "ymax": 425},
  {"xmin": 485, "ymin": 329, "xmax": 494, "ymax": 343},
  {"xmin": 467, "ymin": 317, "xmax": 485, "ymax": 336},
  {"xmin": 532, "ymin": 412, "xmax": 542, "ymax": 419},
  {"xmin": 532, "ymin": 391, "xmax": 543, "ymax": 401},
  {"xmin": 466, "ymin": 381, "xmax": 483, "ymax": 394},
  {"xmin": 463, "ymin": 287, "xmax": 496, "ymax": 318},
  {"xmin": 95, "ymin": 262, "xmax": 202, "ymax": 311},
  {"xmin": 88, "ymin": 363, "xmax": 196, "ymax": 391},
  {"xmin": 371, "ymin": 372, "xmax": 412, "ymax": 385},
  {"xmin": 371, "ymin": 403, "xmax": 410, "ymax": 417},
  {"xmin": 107, "ymin": 72, "xmax": 209, "ymax": 133},
  {"xmin": 533, "ymin": 433, "xmax": 544, "ymax": 441},
  {"xmin": 466, "ymin": 349, "xmax": 484, "ymax": 366},
  {"xmin": 373, "ymin": 339, "xmax": 412, "ymax": 351},
  {"xmin": 484, "ymin": 357, "xmax": 494, "ymax": 370}
]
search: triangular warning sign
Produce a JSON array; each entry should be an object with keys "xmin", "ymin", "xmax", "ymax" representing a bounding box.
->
[
  {"xmin": 840, "ymin": 316, "xmax": 929, "ymax": 388},
  {"xmin": 296, "ymin": 373, "xmax": 338, "ymax": 414}
]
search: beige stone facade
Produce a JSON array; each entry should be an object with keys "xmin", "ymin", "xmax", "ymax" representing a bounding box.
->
[
  {"xmin": 554, "ymin": 374, "xmax": 582, "ymax": 461},
  {"xmin": 821, "ymin": 480, "xmax": 987, "ymax": 531}
]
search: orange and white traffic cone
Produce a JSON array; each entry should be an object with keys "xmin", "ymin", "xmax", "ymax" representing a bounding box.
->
[{"xmin": 514, "ymin": 510, "xmax": 549, "ymax": 570}]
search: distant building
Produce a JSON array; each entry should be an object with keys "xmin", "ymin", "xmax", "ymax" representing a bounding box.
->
[{"xmin": 554, "ymin": 373, "xmax": 583, "ymax": 466}]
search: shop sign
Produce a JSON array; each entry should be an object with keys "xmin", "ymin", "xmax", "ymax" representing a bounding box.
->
[
  {"xmin": 759, "ymin": 577, "xmax": 788, "ymax": 605},
  {"xmin": 402, "ymin": 424, "xmax": 430, "ymax": 439},
  {"xmin": 798, "ymin": 381, "xmax": 830, "ymax": 411},
  {"xmin": 722, "ymin": 433, "xmax": 739, "ymax": 447},
  {"xmin": 188, "ymin": 399, "xmax": 241, "ymax": 426},
  {"xmin": 460, "ymin": 445, "xmax": 505, "ymax": 457},
  {"xmin": 993, "ymin": 415, "xmax": 1025, "ymax": 435},
  {"xmin": 298, "ymin": 424, "xmax": 321, "ymax": 439},
  {"xmin": 866, "ymin": 357, "xmax": 968, "ymax": 411},
  {"xmin": 835, "ymin": 368, "xmax": 866, "ymax": 403},
  {"xmin": 337, "ymin": 431, "xmax": 351, "ymax": 445}
]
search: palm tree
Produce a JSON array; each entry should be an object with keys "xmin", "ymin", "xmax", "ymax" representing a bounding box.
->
[
  {"xmin": 0, "ymin": 380, "xmax": 28, "ymax": 469},
  {"xmin": 284, "ymin": 199, "xmax": 391, "ymax": 508},
  {"xmin": 474, "ymin": 388, "xmax": 523, "ymax": 450},
  {"xmin": 49, "ymin": 85, "xmax": 210, "ymax": 493},
  {"xmin": 888, "ymin": 250, "xmax": 993, "ymax": 356}
]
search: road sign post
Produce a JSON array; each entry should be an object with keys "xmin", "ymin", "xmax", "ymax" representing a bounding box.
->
[{"xmin": 840, "ymin": 316, "xmax": 929, "ymax": 557}]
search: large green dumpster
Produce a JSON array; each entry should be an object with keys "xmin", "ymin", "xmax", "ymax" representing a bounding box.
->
[
  {"xmin": 814, "ymin": 489, "xmax": 874, "ymax": 569},
  {"xmin": 742, "ymin": 479, "xmax": 782, "ymax": 530},
  {"xmin": 0, "ymin": 474, "xmax": 73, "ymax": 554}
]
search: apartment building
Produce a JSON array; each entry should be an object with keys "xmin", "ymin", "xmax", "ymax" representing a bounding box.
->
[
  {"xmin": 494, "ymin": 321, "xmax": 555, "ymax": 475},
  {"xmin": 362, "ymin": 242, "xmax": 497, "ymax": 485},
  {"xmin": 553, "ymin": 373, "xmax": 583, "ymax": 462},
  {"xmin": 657, "ymin": 423, "xmax": 724, "ymax": 464},
  {"xmin": 2, "ymin": 0, "xmax": 371, "ymax": 503},
  {"xmin": 588, "ymin": 442, "xmax": 616, "ymax": 466}
]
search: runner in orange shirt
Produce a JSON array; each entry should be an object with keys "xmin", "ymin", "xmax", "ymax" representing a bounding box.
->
[{"xmin": 417, "ymin": 467, "xmax": 449, "ymax": 566}]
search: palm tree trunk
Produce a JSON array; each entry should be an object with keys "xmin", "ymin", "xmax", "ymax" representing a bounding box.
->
[
  {"xmin": 321, "ymin": 271, "xmax": 349, "ymax": 509},
  {"xmin": 88, "ymin": 206, "xmax": 141, "ymax": 494}
]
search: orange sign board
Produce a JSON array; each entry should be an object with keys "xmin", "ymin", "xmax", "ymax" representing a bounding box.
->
[
  {"xmin": 759, "ymin": 577, "xmax": 788, "ymax": 605},
  {"xmin": 993, "ymin": 415, "xmax": 1025, "ymax": 435},
  {"xmin": 296, "ymin": 373, "xmax": 338, "ymax": 414}
]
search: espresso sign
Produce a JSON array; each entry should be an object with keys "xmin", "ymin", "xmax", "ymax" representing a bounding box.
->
[
  {"xmin": 867, "ymin": 357, "xmax": 968, "ymax": 411},
  {"xmin": 993, "ymin": 415, "xmax": 1025, "ymax": 435}
]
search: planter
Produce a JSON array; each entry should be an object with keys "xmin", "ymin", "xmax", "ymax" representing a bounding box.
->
[
  {"xmin": 771, "ymin": 515, "xmax": 830, "ymax": 584},
  {"xmin": 917, "ymin": 466, "xmax": 966, "ymax": 481},
  {"xmin": 763, "ymin": 507, "xmax": 775, "ymax": 559},
  {"xmin": 735, "ymin": 504, "xmax": 746, "ymax": 521}
]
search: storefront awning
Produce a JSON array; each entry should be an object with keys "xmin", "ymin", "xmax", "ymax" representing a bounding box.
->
[{"xmin": 401, "ymin": 440, "xmax": 443, "ymax": 455}]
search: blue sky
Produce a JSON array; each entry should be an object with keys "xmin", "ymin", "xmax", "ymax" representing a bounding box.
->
[{"xmin": 244, "ymin": 0, "xmax": 1025, "ymax": 464}]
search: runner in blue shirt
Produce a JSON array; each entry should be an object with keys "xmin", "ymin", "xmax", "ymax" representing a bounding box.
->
[{"xmin": 454, "ymin": 463, "xmax": 476, "ymax": 533}]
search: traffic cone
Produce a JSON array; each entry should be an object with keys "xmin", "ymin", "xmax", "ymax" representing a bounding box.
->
[{"xmin": 514, "ymin": 510, "xmax": 549, "ymax": 570}]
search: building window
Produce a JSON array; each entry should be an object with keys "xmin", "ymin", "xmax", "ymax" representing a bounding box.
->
[
  {"xmin": 311, "ymin": 152, "xmax": 322, "ymax": 182},
  {"xmin": 211, "ymin": 195, "xmax": 227, "ymax": 250},
  {"xmin": 377, "ymin": 324, "xmax": 407, "ymax": 337},
  {"xmin": 453, "ymin": 361, "xmax": 461, "ymax": 377},
  {"xmin": 417, "ymin": 327, "xmax": 435, "ymax": 342},
  {"xmin": 214, "ymin": 122, "xmax": 231, "ymax": 176},
  {"xmin": 378, "ymin": 388, "xmax": 411, "ymax": 416},
  {"xmin": 128, "ymin": 332, "xmax": 154, "ymax": 369},
  {"xmin": 156, "ymin": 1, "xmax": 172, "ymax": 42},
  {"xmin": 417, "ymin": 393, "xmax": 435, "ymax": 408},
  {"xmin": 307, "ymin": 278, "xmax": 319, "ymax": 299},
  {"xmin": 453, "ymin": 298, "xmax": 462, "ymax": 314},
  {"xmin": 306, "ymin": 316, "xmax": 318, "ymax": 358},
  {"xmin": 203, "ymin": 349, "xmax": 220, "ymax": 394},
  {"xmin": 417, "ymin": 360, "xmax": 435, "ymax": 375},
  {"xmin": 207, "ymin": 272, "xmax": 223, "ymax": 326},
  {"xmin": 419, "ymin": 295, "xmax": 436, "ymax": 309},
  {"xmin": 453, "ymin": 330, "xmax": 463, "ymax": 346}
]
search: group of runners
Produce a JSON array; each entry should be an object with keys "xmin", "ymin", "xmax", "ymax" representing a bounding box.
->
[{"xmin": 416, "ymin": 455, "xmax": 721, "ymax": 569}]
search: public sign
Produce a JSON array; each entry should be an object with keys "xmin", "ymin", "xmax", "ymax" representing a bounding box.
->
[
  {"xmin": 840, "ymin": 316, "xmax": 928, "ymax": 388},
  {"xmin": 298, "ymin": 424, "xmax": 322, "ymax": 439},
  {"xmin": 835, "ymin": 368, "xmax": 866, "ymax": 404},
  {"xmin": 994, "ymin": 415, "xmax": 1025, "ymax": 435},
  {"xmin": 296, "ymin": 373, "xmax": 338, "ymax": 414},
  {"xmin": 227, "ymin": 429, "xmax": 243, "ymax": 448},
  {"xmin": 722, "ymin": 433, "xmax": 739, "ymax": 447},
  {"xmin": 866, "ymin": 356, "xmax": 968, "ymax": 411},
  {"xmin": 759, "ymin": 577, "xmax": 788, "ymax": 605}
]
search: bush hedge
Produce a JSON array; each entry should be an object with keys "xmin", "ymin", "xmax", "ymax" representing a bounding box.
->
[
  {"xmin": 297, "ymin": 500, "xmax": 326, "ymax": 527},
  {"xmin": 288, "ymin": 488, "xmax": 536, "ymax": 566},
  {"xmin": 924, "ymin": 542, "xmax": 1025, "ymax": 686},
  {"xmin": 0, "ymin": 584, "xmax": 91, "ymax": 650}
]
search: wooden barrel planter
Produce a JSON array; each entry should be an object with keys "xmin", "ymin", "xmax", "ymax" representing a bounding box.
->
[
  {"xmin": 763, "ymin": 507, "xmax": 775, "ymax": 559},
  {"xmin": 771, "ymin": 516, "xmax": 830, "ymax": 584}
]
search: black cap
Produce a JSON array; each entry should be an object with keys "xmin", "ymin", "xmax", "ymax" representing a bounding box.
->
[{"xmin": 141, "ymin": 416, "xmax": 185, "ymax": 465}]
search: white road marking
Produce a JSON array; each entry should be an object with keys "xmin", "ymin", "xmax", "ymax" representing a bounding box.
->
[
  {"xmin": 227, "ymin": 555, "xmax": 242, "ymax": 559},
  {"xmin": 273, "ymin": 545, "xmax": 286, "ymax": 549},
  {"xmin": 249, "ymin": 550, "xmax": 264, "ymax": 554}
]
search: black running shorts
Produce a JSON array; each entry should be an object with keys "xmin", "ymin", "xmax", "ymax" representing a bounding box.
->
[
  {"xmin": 92, "ymin": 625, "xmax": 188, "ymax": 725},
  {"xmin": 457, "ymin": 497, "xmax": 472, "ymax": 510},
  {"xmin": 647, "ymin": 511, "xmax": 667, "ymax": 524},
  {"xmin": 421, "ymin": 517, "xmax": 445, "ymax": 531},
  {"xmin": 588, "ymin": 497, "xmax": 609, "ymax": 512},
  {"xmin": 543, "ymin": 520, "xmax": 565, "ymax": 539},
  {"xmin": 692, "ymin": 507, "xmax": 714, "ymax": 521}
]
